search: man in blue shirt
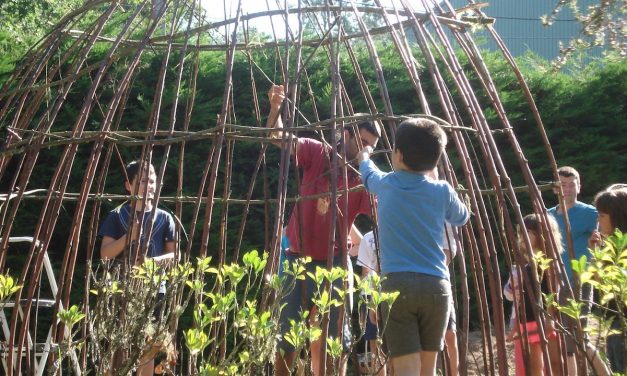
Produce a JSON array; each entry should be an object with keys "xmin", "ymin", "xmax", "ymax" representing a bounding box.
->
[
  {"xmin": 359, "ymin": 118, "xmax": 469, "ymax": 376},
  {"xmin": 548, "ymin": 166, "xmax": 610, "ymax": 375},
  {"xmin": 548, "ymin": 166, "xmax": 597, "ymax": 283}
]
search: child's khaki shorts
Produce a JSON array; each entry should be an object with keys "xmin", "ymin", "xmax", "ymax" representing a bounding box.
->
[{"xmin": 382, "ymin": 272, "xmax": 451, "ymax": 356}]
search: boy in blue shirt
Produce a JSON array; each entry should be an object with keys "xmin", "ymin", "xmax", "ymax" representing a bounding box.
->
[
  {"xmin": 98, "ymin": 160, "xmax": 177, "ymax": 376},
  {"xmin": 358, "ymin": 118, "xmax": 469, "ymax": 376},
  {"xmin": 99, "ymin": 160, "xmax": 177, "ymax": 264}
]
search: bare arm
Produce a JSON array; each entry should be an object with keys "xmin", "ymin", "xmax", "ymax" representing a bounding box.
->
[
  {"xmin": 152, "ymin": 240, "xmax": 178, "ymax": 264},
  {"xmin": 100, "ymin": 216, "xmax": 141, "ymax": 260},
  {"xmin": 349, "ymin": 224, "xmax": 362, "ymax": 257},
  {"xmin": 266, "ymin": 84, "xmax": 297, "ymax": 152},
  {"xmin": 101, "ymin": 236, "xmax": 177, "ymax": 262},
  {"xmin": 100, "ymin": 235, "xmax": 129, "ymax": 260}
]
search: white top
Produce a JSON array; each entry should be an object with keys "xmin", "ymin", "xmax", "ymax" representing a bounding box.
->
[
  {"xmin": 357, "ymin": 231, "xmax": 379, "ymax": 278},
  {"xmin": 443, "ymin": 223, "xmax": 458, "ymax": 259}
]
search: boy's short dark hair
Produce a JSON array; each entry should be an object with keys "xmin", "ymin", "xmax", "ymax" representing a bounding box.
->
[
  {"xmin": 343, "ymin": 113, "xmax": 381, "ymax": 138},
  {"xmin": 125, "ymin": 160, "xmax": 153, "ymax": 184},
  {"xmin": 557, "ymin": 166, "xmax": 580, "ymax": 181},
  {"xmin": 395, "ymin": 118, "xmax": 446, "ymax": 172}
]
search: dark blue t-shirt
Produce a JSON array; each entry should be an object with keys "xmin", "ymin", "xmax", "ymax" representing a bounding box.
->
[{"xmin": 98, "ymin": 203, "xmax": 176, "ymax": 259}]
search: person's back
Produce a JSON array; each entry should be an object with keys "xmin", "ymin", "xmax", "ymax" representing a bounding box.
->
[
  {"xmin": 359, "ymin": 118, "xmax": 469, "ymax": 376},
  {"xmin": 366, "ymin": 173, "xmax": 466, "ymax": 278}
]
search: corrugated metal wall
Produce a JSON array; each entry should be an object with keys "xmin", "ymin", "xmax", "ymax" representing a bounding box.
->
[{"xmin": 448, "ymin": 0, "xmax": 603, "ymax": 60}]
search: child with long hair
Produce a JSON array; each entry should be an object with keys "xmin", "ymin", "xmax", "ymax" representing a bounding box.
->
[
  {"xmin": 589, "ymin": 184, "xmax": 627, "ymax": 373},
  {"xmin": 506, "ymin": 213, "xmax": 563, "ymax": 375}
]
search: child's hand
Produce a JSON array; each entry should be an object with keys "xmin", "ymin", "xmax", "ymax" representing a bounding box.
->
[
  {"xmin": 267, "ymin": 84, "xmax": 285, "ymax": 111},
  {"xmin": 506, "ymin": 328, "xmax": 520, "ymax": 342},
  {"xmin": 588, "ymin": 230, "xmax": 604, "ymax": 249},
  {"xmin": 358, "ymin": 146, "xmax": 373, "ymax": 163}
]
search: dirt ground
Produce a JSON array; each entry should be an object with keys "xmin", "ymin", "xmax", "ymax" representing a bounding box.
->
[
  {"xmin": 461, "ymin": 319, "xmax": 608, "ymax": 376},
  {"xmin": 347, "ymin": 320, "xmax": 609, "ymax": 375},
  {"xmin": 464, "ymin": 330, "xmax": 515, "ymax": 376}
]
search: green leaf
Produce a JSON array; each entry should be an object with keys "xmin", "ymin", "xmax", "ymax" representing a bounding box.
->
[{"xmin": 57, "ymin": 305, "xmax": 86, "ymax": 328}]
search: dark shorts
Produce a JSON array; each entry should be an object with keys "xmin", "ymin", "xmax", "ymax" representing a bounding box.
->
[
  {"xmin": 360, "ymin": 298, "xmax": 379, "ymax": 341},
  {"xmin": 607, "ymin": 332, "xmax": 626, "ymax": 373},
  {"xmin": 277, "ymin": 254, "xmax": 345, "ymax": 352},
  {"xmin": 382, "ymin": 272, "xmax": 451, "ymax": 356}
]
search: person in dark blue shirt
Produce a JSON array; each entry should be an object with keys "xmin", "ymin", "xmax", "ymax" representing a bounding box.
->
[
  {"xmin": 97, "ymin": 160, "xmax": 176, "ymax": 376},
  {"xmin": 98, "ymin": 161, "xmax": 176, "ymax": 263}
]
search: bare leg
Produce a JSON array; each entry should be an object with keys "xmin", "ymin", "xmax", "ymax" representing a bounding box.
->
[
  {"xmin": 419, "ymin": 351, "xmax": 439, "ymax": 376},
  {"xmin": 547, "ymin": 336, "xmax": 563, "ymax": 376},
  {"xmin": 137, "ymin": 359, "xmax": 154, "ymax": 376},
  {"xmin": 529, "ymin": 343, "xmax": 544, "ymax": 376},
  {"xmin": 586, "ymin": 343, "xmax": 611, "ymax": 376},
  {"xmin": 392, "ymin": 352, "xmax": 421, "ymax": 376},
  {"xmin": 444, "ymin": 330, "xmax": 458, "ymax": 376},
  {"xmin": 567, "ymin": 354, "xmax": 577, "ymax": 376}
]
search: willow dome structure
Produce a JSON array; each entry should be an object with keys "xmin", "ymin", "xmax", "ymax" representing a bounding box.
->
[{"xmin": 0, "ymin": 0, "xmax": 578, "ymax": 375}]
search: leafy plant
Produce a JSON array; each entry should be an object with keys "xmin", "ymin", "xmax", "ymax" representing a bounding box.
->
[
  {"xmin": 552, "ymin": 230, "xmax": 627, "ymax": 372},
  {"xmin": 0, "ymin": 273, "xmax": 21, "ymax": 302},
  {"xmin": 52, "ymin": 250, "xmax": 398, "ymax": 375}
]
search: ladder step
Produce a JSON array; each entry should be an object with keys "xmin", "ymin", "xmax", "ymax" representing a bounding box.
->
[
  {"xmin": 0, "ymin": 342, "xmax": 58, "ymax": 354},
  {"xmin": 0, "ymin": 299, "xmax": 56, "ymax": 308}
]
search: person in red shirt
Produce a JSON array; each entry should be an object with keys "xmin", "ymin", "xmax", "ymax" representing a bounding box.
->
[{"xmin": 267, "ymin": 85, "xmax": 380, "ymax": 376}]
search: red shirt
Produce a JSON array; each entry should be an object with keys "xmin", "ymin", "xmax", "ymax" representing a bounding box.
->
[{"xmin": 286, "ymin": 138, "xmax": 372, "ymax": 260}]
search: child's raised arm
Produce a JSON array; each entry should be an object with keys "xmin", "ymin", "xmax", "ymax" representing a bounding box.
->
[{"xmin": 357, "ymin": 146, "xmax": 373, "ymax": 164}]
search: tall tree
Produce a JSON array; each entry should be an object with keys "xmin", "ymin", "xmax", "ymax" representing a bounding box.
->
[{"xmin": 0, "ymin": 0, "xmax": 82, "ymax": 76}]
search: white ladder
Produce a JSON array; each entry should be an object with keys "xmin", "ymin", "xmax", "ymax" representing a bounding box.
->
[{"xmin": 0, "ymin": 237, "xmax": 81, "ymax": 375}]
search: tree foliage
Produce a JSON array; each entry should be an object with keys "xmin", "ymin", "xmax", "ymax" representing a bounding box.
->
[
  {"xmin": 0, "ymin": 0, "xmax": 82, "ymax": 75},
  {"xmin": 543, "ymin": 0, "xmax": 626, "ymax": 68},
  {"xmin": 0, "ymin": 2, "xmax": 625, "ymax": 341}
]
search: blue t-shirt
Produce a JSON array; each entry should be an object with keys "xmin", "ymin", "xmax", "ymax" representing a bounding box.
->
[
  {"xmin": 98, "ymin": 203, "xmax": 176, "ymax": 259},
  {"xmin": 548, "ymin": 201, "xmax": 597, "ymax": 283},
  {"xmin": 359, "ymin": 160, "xmax": 469, "ymax": 278}
]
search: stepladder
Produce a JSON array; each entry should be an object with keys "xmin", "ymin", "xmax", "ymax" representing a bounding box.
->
[{"xmin": 0, "ymin": 237, "xmax": 81, "ymax": 375}]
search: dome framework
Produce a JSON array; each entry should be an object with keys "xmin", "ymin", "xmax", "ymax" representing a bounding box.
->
[{"xmin": 0, "ymin": 0, "xmax": 580, "ymax": 374}]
